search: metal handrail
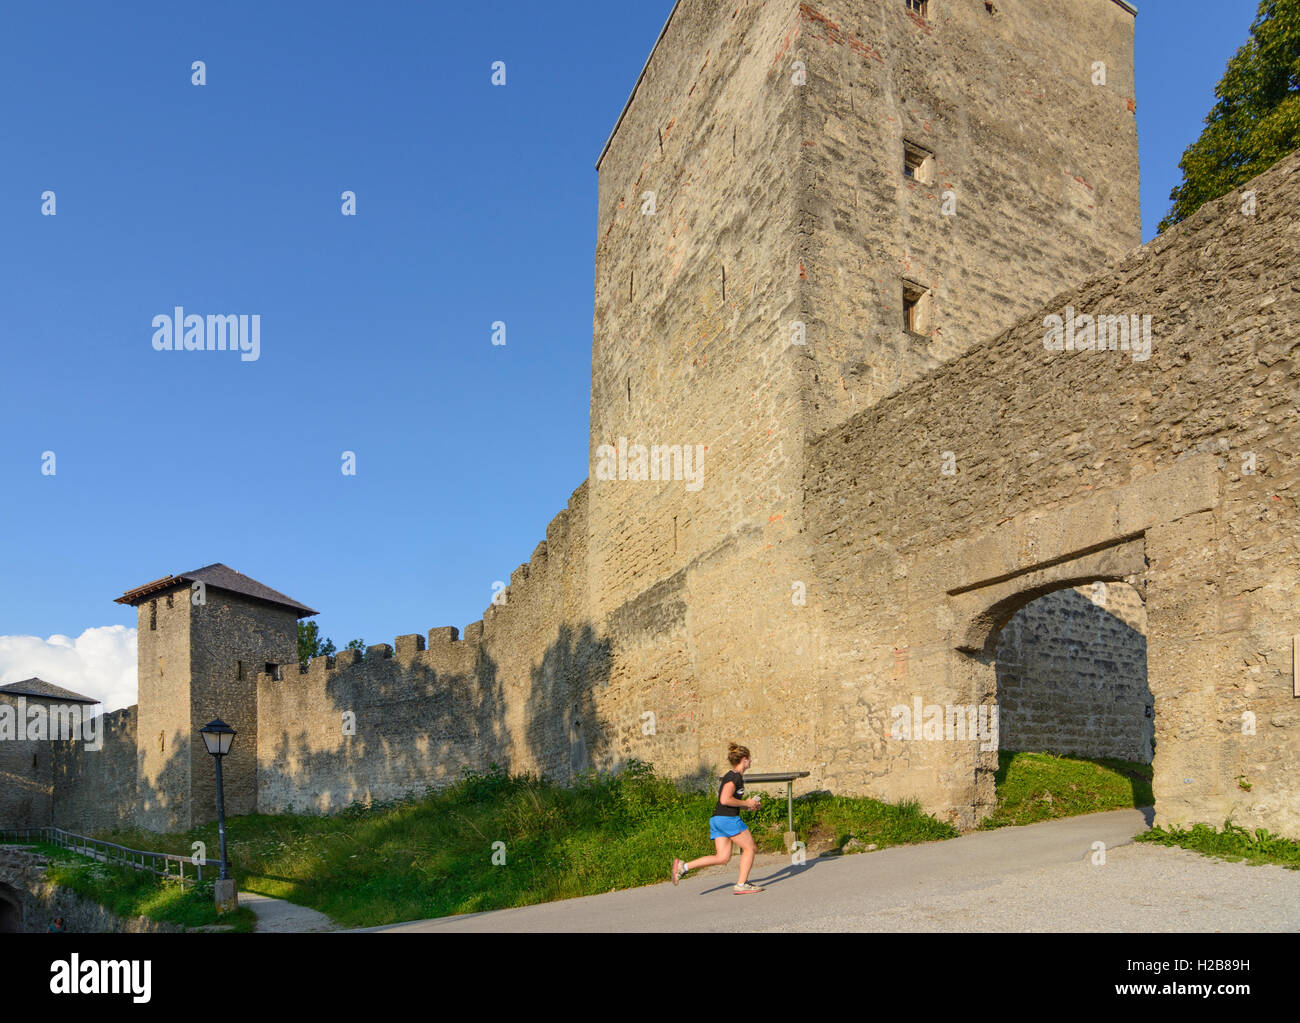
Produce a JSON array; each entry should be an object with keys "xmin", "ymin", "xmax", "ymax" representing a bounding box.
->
[
  {"xmin": 728, "ymin": 771, "xmax": 812, "ymax": 835},
  {"xmin": 0, "ymin": 827, "xmax": 207, "ymax": 884}
]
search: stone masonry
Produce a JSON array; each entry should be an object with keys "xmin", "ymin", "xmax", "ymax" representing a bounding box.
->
[
  {"xmin": 7, "ymin": 0, "xmax": 1298, "ymax": 840},
  {"xmin": 996, "ymin": 583, "xmax": 1152, "ymax": 763}
]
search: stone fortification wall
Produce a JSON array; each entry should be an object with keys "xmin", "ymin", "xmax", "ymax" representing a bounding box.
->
[
  {"xmin": 0, "ymin": 694, "xmax": 55, "ymax": 828},
  {"xmin": 50, "ymin": 707, "xmax": 139, "ymax": 833},
  {"xmin": 805, "ymin": 151, "xmax": 1300, "ymax": 834},
  {"xmin": 797, "ymin": 0, "xmax": 1140, "ymax": 430},
  {"xmin": 256, "ymin": 483, "xmax": 602, "ymax": 813}
]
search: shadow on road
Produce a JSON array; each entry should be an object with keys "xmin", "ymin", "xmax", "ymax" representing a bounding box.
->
[{"xmin": 697, "ymin": 856, "xmax": 825, "ymax": 894}]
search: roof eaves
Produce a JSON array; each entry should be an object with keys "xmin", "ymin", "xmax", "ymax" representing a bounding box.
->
[{"xmin": 0, "ymin": 679, "xmax": 100, "ymax": 705}]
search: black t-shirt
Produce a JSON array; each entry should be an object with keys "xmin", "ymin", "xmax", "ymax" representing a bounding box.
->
[{"xmin": 713, "ymin": 771, "xmax": 746, "ymax": 817}]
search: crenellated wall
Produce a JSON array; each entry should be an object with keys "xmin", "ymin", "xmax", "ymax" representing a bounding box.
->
[
  {"xmin": 20, "ymin": 3, "xmax": 1300, "ymax": 845},
  {"xmin": 255, "ymin": 482, "xmax": 606, "ymax": 814}
]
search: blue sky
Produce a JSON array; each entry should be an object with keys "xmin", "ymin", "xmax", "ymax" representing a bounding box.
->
[{"xmin": 0, "ymin": 0, "xmax": 1264, "ymax": 708}]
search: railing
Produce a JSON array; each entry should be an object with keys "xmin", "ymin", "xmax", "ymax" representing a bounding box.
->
[
  {"xmin": 0, "ymin": 827, "xmax": 209, "ymax": 885},
  {"xmin": 738, "ymin": 771, "xmax": 812, "ymax": 835}
]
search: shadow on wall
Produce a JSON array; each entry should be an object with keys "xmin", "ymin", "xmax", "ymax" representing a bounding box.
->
[
  {"xmin": 525, "ymin": 624, "xmax": 612, "ymax": 784},
  {"xmin": 54, "ymin": 718, "xmax": 230, "ymax": 835},
  {"xmin": 44, "ymin": 625, "xmax": 625, "ymax": 833},
  {"xmin": 49, "ymin": 708, "xmax": 142, "ymax": 832},
  {"xmin": 258, "ymin": 621, "xmax": 616, "ymax": 814},
  {"xmin": 994, "ymin": 583, "xmax": 1151, "ymax": 764}
]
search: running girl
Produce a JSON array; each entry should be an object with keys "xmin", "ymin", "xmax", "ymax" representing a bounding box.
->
[{"xmin": 672, "ymin": 743, "xmax": 763, "ymax": 894}]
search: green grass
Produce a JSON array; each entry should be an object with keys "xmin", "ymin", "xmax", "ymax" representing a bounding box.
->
[
  {"xmin": 31, "ymin": 842, "xmax": 257, "ymax": 932},
  {"xmin": 1136, "ymin": 821, "xmax": 1300, "ymax": 870},
  {"xmin": 70, "ymin": 752, "xmax": 1162, "ymax": 928},
  {"xmin": 95, "ymin": 760, "xmax": 958, "ymax": 928},
  {"xmin": 977, "ymin": 750, "xmax": 1153, "ymax": 829}
]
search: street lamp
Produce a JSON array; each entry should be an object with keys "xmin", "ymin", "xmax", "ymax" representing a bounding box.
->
[{"xmin": 199, "ymin": 718, "xmax": 237, "ymax": 911}]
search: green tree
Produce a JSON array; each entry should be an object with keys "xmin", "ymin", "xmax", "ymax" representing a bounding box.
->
[
  {"xmin": 298, "ymin": 621, "xmax": 364, "ymax": 664},
  {"xmin": 1160, "ymin": 0, "xmax": 1300, "ymax": 232},
  {"xmin": 297, "ymin": 621, "xmax": 336, "ymax": 663}
]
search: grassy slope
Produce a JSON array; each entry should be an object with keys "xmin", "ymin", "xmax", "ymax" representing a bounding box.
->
[
  {"xmin": 49, "ymin": 751, "xmax": 1298, "ymax": 928},
  {"xmin": 978, "ymin": 750, "xmax": 1153, "ymax": 829},
  {"xmin": 26, "ymin": 842, "xmax": 256, "ymax": 932},
  {"xmin": 97, "ymin": 761, "xmax": 958, "ymax": 928},
  {"xmin": 68, "ymin": 751, "xmax": 1161, "ymax": 928}
]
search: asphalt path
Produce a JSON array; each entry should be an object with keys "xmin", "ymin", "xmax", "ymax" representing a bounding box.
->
[{"xmin": 352, "ymin": 807, "xmax": 1299, "ymax": 933}]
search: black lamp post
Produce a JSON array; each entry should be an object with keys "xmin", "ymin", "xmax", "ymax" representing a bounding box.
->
[{"xmin": 199, "ymin": 718, "xmax": 236, "ymax": 882}]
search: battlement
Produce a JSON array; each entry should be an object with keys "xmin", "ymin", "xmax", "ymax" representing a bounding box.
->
[
  {"xmin": 250, "ymin": 478, "xmax": 596, "ymax": 814},
  {"xmin": 471, "ymin": 480, "xmax": 588, "ymax": 634},
  {"xmin": 259, "ymin": 481, "xmax": 591, "ymax": 701},
  {"xmin": 55, "ymin": 0, "xmax": 1300, "ymax": 849}
]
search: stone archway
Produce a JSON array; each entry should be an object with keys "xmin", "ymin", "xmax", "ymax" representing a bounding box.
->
[
  {"xmin": 993, "ymin": 580, "xmax": 1152, "ymax": 764},
  {"xmin": 943, "ymin": 537, "xmax": 1149, "ymax": 824}
]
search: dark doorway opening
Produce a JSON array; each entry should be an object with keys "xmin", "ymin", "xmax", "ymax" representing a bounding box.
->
[
  {"xmin": 994, "ymin": 581, "xmax": 1152, "ymax": 763},
  {"xmin": 0, "ymin": 885, "xmax": 23, "ymax": 933}
]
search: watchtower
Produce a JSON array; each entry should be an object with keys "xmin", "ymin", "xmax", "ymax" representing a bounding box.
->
[{"xmin": 116, "ymin": 565, "xmax": 316, "ymax": 832}]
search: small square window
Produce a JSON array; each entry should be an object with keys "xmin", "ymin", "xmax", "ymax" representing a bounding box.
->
[
  {"xmin": 903, "ymin": 281, "xmax": 932, "ymax": 337},
  {"xmin": 903, "ymin": 140, "xmax": 934, "ymax": 185},
  {"xmin": 906, "ymin": 0, "xmax": 929, "ymax": 17}
]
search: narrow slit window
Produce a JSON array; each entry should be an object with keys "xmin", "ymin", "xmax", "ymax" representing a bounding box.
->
[
  {"xmin": 903, "ymin": 281, "xmax": 932, "ymax": 337},
  {"xmin": 149, "ymin": 600, "xmax": 157, "ymax": 631},
  {"xmin": 903, "ymin": 140, "xmax": 934, "ymax": 185}
]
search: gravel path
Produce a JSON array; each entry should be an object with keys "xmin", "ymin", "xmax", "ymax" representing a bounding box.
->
[{"xmin": 239, "ymin": 891, "xmax": 337, "ymax": 933}]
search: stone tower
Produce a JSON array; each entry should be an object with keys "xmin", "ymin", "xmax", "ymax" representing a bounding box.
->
[
  {"xmin": 116, "ymin": 565, "xmax": 315, "ymax": 832},
  {"xmin": 587, "ymin": 0, "xmax": 1140, "ymax": 773},
  {"xmin": 0, "ymin": 679, "xmax": 99, "ymax": 828}
]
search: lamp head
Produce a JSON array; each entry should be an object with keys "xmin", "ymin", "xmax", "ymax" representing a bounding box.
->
[{"xmin": 199, "ymin": 718, "xmax": 236, "ymax": 757}]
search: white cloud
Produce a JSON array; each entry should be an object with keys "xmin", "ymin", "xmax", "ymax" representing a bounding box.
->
[{"xmin": 0, "ymin": 626, "xmax": 137, "ymax": 712}]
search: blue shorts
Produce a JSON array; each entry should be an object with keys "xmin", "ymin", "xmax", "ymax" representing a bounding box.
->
[{"xmin": 709, "ymin": 815, "xmax": 749, "ymax": 840}]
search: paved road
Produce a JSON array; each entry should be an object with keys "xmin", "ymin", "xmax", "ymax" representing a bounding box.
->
[{"xmin": 357, "ymin": 809, "xmax": 1300, "ymax": 932}]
